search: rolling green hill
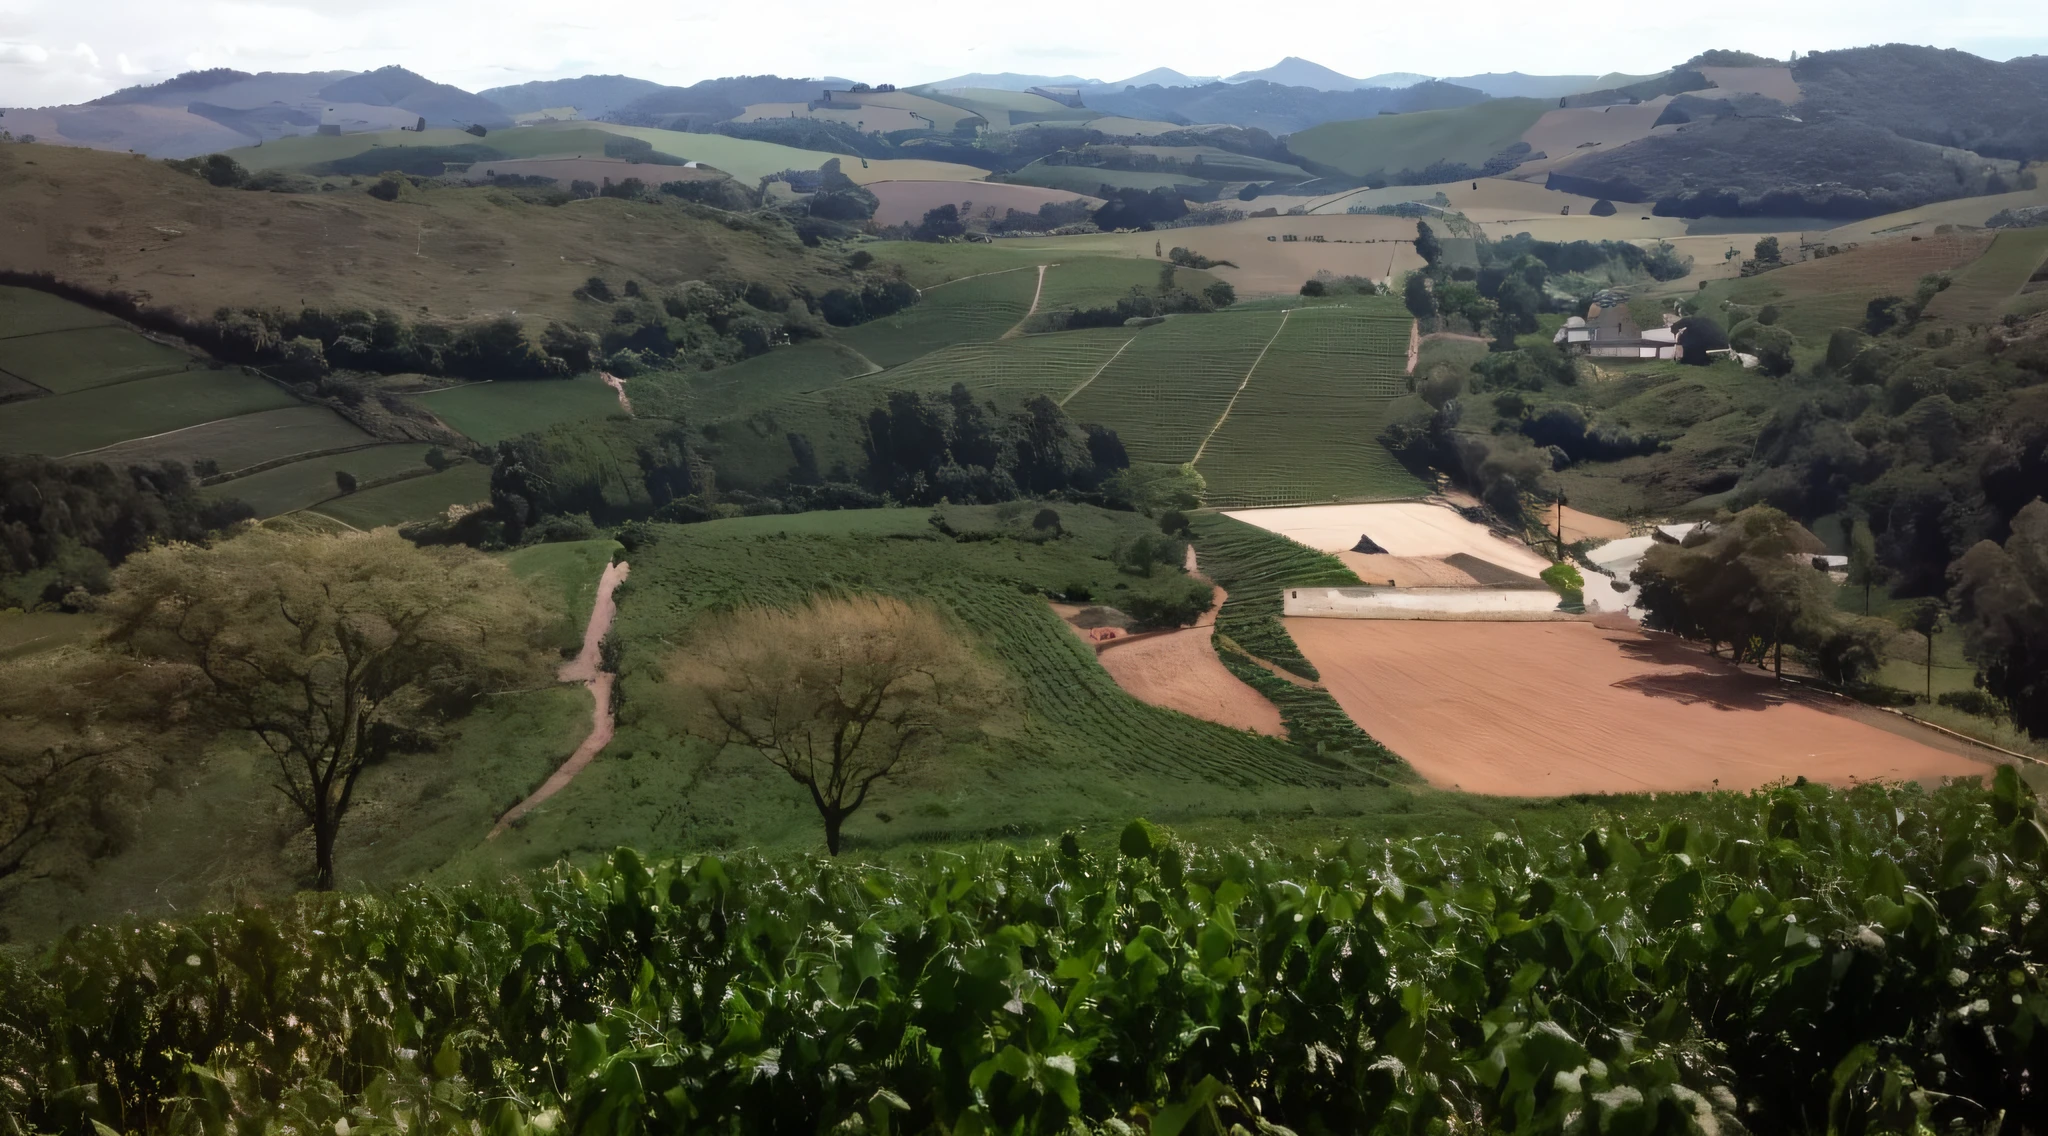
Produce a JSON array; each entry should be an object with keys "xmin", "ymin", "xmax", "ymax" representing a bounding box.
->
[{"xmin": 1287, "ymin": 98, "xmax": 1550, "ymax": 178}]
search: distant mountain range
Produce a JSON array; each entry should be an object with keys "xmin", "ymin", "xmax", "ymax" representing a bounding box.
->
[{"xmin": 920, "ymin": 72, "xmax": 1103, "ymax": 92}]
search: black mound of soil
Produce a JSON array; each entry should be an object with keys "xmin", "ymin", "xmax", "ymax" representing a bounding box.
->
[{"xmin": 1351, "ymin": 533, "xmax": 1387, "ymax": 554}]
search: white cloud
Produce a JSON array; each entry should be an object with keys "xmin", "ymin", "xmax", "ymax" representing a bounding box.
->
[{"xmin": 0, "ymin": 0, "xmax": 2042, "ymax": 107}]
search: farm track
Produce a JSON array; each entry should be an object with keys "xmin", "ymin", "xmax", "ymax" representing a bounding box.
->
[
  {"xmin": 1056, "ymin": 337, "xmax": 1137, "ymax": 406},
  {"xmin": 490, "ymin": 559, "xmax": 630, "ymax": 838},
  {"xmin": 1000, "ymin": 264, "xmax": 1052, "ymax": 340},
  {"xmin": 1191, "ymin": 309, "xmax": 1292, "ymax": 466}
]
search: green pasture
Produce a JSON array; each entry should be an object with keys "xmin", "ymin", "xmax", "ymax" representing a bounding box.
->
[
  {"xmin": 450, "ymin": 503, "xmax": 1407, "ymax": 878},
  {"xmin": 863, "ymin": 241, "xmax": 1063, "ymax": 288},
  {"xmin": 1193, "ymin": 303, "xmax": 1423, "ymax": 506},
  {"xmin": 0, "ymin": 326, "xmax": 196, "ymax": 394},
  {"xmin": 90, "ymin": 404, "xmax": 372, "ymax": 473},
  {"xmin": 0, "ymin": 369, "xmax": 302, "ymax": 457},
  {"xmin": 1039, "ymin": 258, "xmax": 1224, "ymax": 311},
  {"xmin": 1121, "ymin": 144, "xmax": 1309, "ymax": 180},
  {"xmin": 415, "ymin": 376, "xmax": 626, "ymax": 445},
  {"xmin": 920, "ymin": 89, "xmax": 1099, "ymax": 130},
  {"xmin": 0, "ymin": 286, "xmax": 123, "ymax": 337},
  {"xmin": 835, "ymin": 266, "xmax": 1042, "ymax": 368},
  {"xmin": 1926, "ymin": 227, "xmax": 2048, "ymax": 325},
  {"xmin": 204, "ymin": 443, "xmax": 439, "ymax": 519},
  {"xmin": 1063, "ymin": 310, "xmax": 1285, "ymax": 463},
  {"xmin": 504, "ymin": 538, "xmax": 622, "ymax": 654},
  {"xmin": 628, "ymin": 340, "xmax": 876, "ymax": 422},
  {"xmin": 1287, "ymin": 99, "xmax": 1550, "ymax": 178},
  {"xmin": 1544, "ymin": 359, "xmax": 1784, "ymax": 518},
  {"xmin": 312, "ymin": 463, "xmax": 492, "ymax": 529},
  {"xmin": 230, "ymin": 124, "xmax": 628, "ymax": 173}
]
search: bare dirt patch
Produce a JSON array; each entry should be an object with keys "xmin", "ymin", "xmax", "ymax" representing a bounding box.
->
[
  {"xmin": 1287, "ymin": 618, "xmax": 1994, "ymax": 795},
  {"xmin": 490, "ymin": 558, "xmax": 629, "ymax": 836},
  {"xmin": 1338, "ymin": 553, "xmax": 1480, "ymax": 587},
  {"xmin": 1226, "ymin": 502, "xmax": 1552, "ymax": 577}
]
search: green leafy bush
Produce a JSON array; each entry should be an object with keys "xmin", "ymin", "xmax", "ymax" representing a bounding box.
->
[{"xmin": 3, "ymin": 774, "xmax": 2042, "ymax": 1133}]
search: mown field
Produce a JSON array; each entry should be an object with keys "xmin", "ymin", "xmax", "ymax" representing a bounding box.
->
[
  {"xmin": 1288, "ymin": 98, "xmax": 1551, "ymax": 178},
  {"xmin": 833, "ymin": 266, "xmax": 1043, "ymax": 367},
  {"xmin": 1924, "ymin": 226, "xmax": 2048, "ymax": 325},
  {"xmin": 312, "ymin": 462, "xmax": 492, "ymax": 529},
  {"xmin": 1695, "ymin": 230, "xmax": 1997, "ymax": 346},
  {"xmin": 415, "ymin": 375, "xmax": 626, "ymax": 444},
  {"xmin": 201, "ymin": 443, "xmax": 442, "ymax": 518}
]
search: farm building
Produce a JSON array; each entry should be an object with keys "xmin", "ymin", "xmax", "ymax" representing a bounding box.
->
[{"xmin": 1554, "ymin": 300, "xmax": 1679, "ymax": 359}]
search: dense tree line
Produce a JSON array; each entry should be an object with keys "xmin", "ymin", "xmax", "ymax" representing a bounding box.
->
[
  {"xmin": 0, "ymin": 457, "xmax": 252, "ymax": 610},
  {"xmin": 862, "ymin": 384, "xmax": 1129, "ymax": 506}
]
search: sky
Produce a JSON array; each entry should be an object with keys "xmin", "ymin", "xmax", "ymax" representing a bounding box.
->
[{"xmin": 2, "ymin": 0, "xmax": 2044, "ymax": 107}]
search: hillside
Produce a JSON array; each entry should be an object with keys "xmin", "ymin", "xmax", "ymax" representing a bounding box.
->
[
  {"xmin": 1287, "ymin": 98, "xmax": 1551, "ymax": 180},
  {"xmin": 1085, "ymin": 80, "xmax": 1488, "ymax": 136},
  {"xmin": 1547, "ymin": 114, "xmax": 2025, "ymax": 218},
  {"xmin": 478, "ymin": 74, "xmax": 674, "ymax": 118},
  {"xmin": 318, "ymin": 66, "xmax": 511, "ymax": 129},
  {"xmin": 0, "ymin": 144, "xmax": 852, "ymax": 328},
  {"xmin": 1225, "ymin": 57, "xmax": 1372, "ymax": 90},
  {"xmin": 1794, "ymin": 43, "xmax": 2048, "ymax": 161}
]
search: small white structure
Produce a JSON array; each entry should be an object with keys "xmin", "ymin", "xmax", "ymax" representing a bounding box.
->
[{"xmin": 1283, "ymin": 587, "xmax": 1571, "ymax": 620}]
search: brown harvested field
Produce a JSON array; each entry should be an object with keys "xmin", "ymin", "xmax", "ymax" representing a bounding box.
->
[
  {"xmin": 1051, "ymin": 554, "xmax": 1284, "ymax": 735},
  {"xmin": 1287, "ymin": 618, "xmax": 1994, "ymax": 795},
  {"xmin": 1731, "ymin": 230, "xmax": 1996, "ymax": 299},
  {"xmin": 1338, "ymin": 553, "xmax": 1480, "ymax": 587},
  {"xmin": 1550, "ymin": 504, "xmax": 1630, "ymax": 544},
  {"xmin": 1227, "ymin": 502, "xmax": 1553, "ymax": 576},
  {"xmin": 868, "ymin": 180, "xmax": 1102, "ymax": 228},
  {"xmin": 1013, "ymin": 214, "xmax": 1427, "ymax": 295},
  {"xmin": 1097, "ymin": 627, "xmax": 1285, "ymax": 736},
  {"xmin": 0, "ymin": 144, "xmax": 849, "ymax": 327},
  {"xmin": 1693, "ymin": 66, "xmax": 1803, "ymax": 103},
  {"xmin": 450, "ymin": 157, "xmax": 725, "ymax": 187}
]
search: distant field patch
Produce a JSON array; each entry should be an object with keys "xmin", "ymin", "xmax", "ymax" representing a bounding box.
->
[
  {"xmin": 205, "ymin": 444, "xmax": 438, "ymax": 519},
  {"xmin": 999, "ymin": 162, "xmax": 1193, "ymax": 195},
  {"xmin": 862, "ymin": 242, "xmax": 1063, "ymax": 288},
  {"xmin": 314, "ymin": 463, "xmax": 492, "ymax": 529},
  {"xmin": 736, "ymin": 102, "xmax": 926, "ymax": 133},
  {"xmin": 1087, "ymin": 117, "xmax": 1209, "ymax": 137},
  {"xmin": 1925, "ymin": 228, "xmax": 2048, "ymax": 326},
  {"xmin": 0, "ymin": 326, "xmax": 196, "ymax": 393},
  {"xmin": 0, "ymin": 370, "xmax": 301, "ymax": 457},
  {"xmin": 836, "ymin": 268, "xmax": 1043, "ymax": 367},
  {"xmin": 1193, "ymin": 304, "xmax": 1422, "ymax": 506},
  {"xmin": 634, "ymin": 341, "xmax": 876, "ymax": 421},
  {"xmin": 1700, "ymin": 230, "xmax": 1996, "ymax": 343},
  {"xmin": 0, "ymin": 287, "xmax": 123, "ymax": 337},
  {"xmin": 1008, "ymin": 214, "xmax": 1425, "ymax": 296},
  {"xmin": 580, "ymin": 124, "xmax": 988, "ymax": 185},
  {"xmin": 866, "ymin": 180, "xmax": 1103, "ymax": 228},
  {"xmin": 921, "ymin": 89, "xmax": 1099, "ymax": 130},
  {"xmin": 1691, "ymin": 65, "xmax": 1802, "ymax": 103},
  {"xmin": 416, "ymin": 376, "xmax": 626, "ymax": 445},
  {"xmin": 1287, "ymin": 99, "xmax": 1550, "ymax": 179},
  {"xmin": 1063, "ymin": 311, "xmax": 1285, "ymax": 463},
  {"xmin": 83, "ymin": 405, "xmax": 372, "ymax": 472},
  {"xmin": 1038, "ymin": 258, "xmax": 1223, "ymax": 311},
  {"xmin": 448, "ymin": 156, "xmax": 724, "ymax": 187}
]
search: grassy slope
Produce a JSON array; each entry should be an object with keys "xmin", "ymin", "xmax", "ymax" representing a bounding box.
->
[
  {"xmin": 1, "ymin": 542, "xmax": 617, "ymax": 940},
  {"xmin": 314, "ymin": 463, "xmax": 492, "ymax": 528},
  {"xmin": 416, "ymin": 376, "xmax": 627, "ymax": 445},
  {"xmin": 834, "ymin": 267, "xmax": 1043, "ymax": 367},
  {"xmin": 1694, "ymin": 232, "xmax": 1999, "ymax": 347},
  {"xmin": 1925, "ymin": 227, "xmax": 2048, "ymax": 326},
  {"xmin": 204, "ymin": 444, "xmax": 439, "ymax": 519},
  {"xmin": 1288, "ymin": 99, "xmax": 1550, "ymax": 178},
  {"xmin": 0, "ymin": 325, "xmax": 196, "ymax": 393},
  {"xmin": 578, "ymin": 124, "xmax": 989, "ymax": 185},
  {"xmin": 1542, "ymin": 360, "xmax": 1786, "ymax": 518},
  {"xmin": 0, "ymin": 144, "xmax": 856, "ymax": 329},
  {"xmin": 0, "ymin": 369, "xmax": 302, "ymax": 457},
  {"xmin": 450, "ymin": 504, "xmax": 1555, "ymax": 880},
  {"xmin": 998, "ymin": 163, "xmax": 1194, "ymax": 195}
]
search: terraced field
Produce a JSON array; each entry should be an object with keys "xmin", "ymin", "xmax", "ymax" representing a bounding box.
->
[
  {"xmin": 1190, "ymin": 304, "xmax": 1421, "ymax": 506},
  {"xmin": 84, "ymin": 405, "xmax": 374, "ymax": 472},
  {"xmin": 416, "ymin": 376, "xmax": 627, "ymax": 445},
  {"xmin": 1924, "ymin": 227, "xmax": 2048, "ymax": 326},
  {"xmin": 312, "ymin": 463, "xmax": 493, "ymax": 529},
  {"xmin": 203, "ymin": 443, "xmax": 441, "ymax": 518},
  {"xmin": 1063, "ymin": 311, "xmax": 1285, "ymax": 462},
  {"xmin": 834, "ymin": 267, "xmax": 1043, "ymax": 367}
]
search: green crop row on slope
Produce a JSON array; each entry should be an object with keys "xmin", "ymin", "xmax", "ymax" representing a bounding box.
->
[{"xmin": 7, "ymin": 772, "xmax": 2041, "ymax": 1134}]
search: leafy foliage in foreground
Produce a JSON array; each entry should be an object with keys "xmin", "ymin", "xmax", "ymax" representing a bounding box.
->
[{"xmin": 4, "ymin": 774, "xmax": 2042, "ymax": 1135}]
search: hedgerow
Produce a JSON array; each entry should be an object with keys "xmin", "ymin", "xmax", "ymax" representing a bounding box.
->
[{"xmin": 2, "ymin": 774, "xmax": 2042, "ymax": 1134}]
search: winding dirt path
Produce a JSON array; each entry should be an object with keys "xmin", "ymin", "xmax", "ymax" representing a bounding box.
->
[
  {"xmin": 600, "ymin": 371, "xmax": 632, "ymax": 414},
  {"xmin": 1192, "ymin": 309, "xmax": 1291, "ymax": 466},
  {"xmin": 1001, "ymin": 263, "xmax": 1054, "ymax": 339},
  {"xmin": 489, "ymin": 559, "xmax": 630, "ymax": 838}
]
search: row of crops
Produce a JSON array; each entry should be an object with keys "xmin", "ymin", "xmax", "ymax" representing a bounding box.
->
[{"xmin": 6, "ymin": 772, "xmax": 2040, "ymax": 1133}]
